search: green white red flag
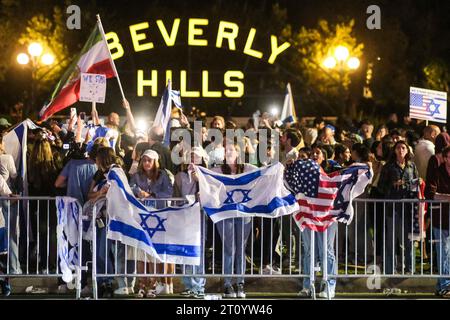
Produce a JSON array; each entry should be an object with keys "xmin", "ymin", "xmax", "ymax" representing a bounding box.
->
[{"xmin": 39, "ymin": 21, "xmax": 116, "ymax": 120}]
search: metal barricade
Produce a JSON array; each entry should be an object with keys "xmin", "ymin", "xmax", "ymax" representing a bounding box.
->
[
  {"xmin": 0, "ymin": 196, "xmax": 85, "ymax": 298},
  {"xmin": 89, "ymin": 197, "xmax": 313, "ymax": 299},
  {"xmin": 88, "ymin": 196, "xmax": 449, "ymax": 299}
]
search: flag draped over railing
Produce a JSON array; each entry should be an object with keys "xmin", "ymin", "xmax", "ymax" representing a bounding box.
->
[
  {"xmin": 56, "ymin": 197, "xmax": 82, "ymax": 283},
  {"xmin": 106, "ymin": 167, "xmax": 201, "ymax": 265}
]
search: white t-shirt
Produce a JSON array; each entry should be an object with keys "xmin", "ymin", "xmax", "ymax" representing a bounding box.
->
[{"xmin": 0, "ymin": 154, "xmax": 17, "ymax": 186}]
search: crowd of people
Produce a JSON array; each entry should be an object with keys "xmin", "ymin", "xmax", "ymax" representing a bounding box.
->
[{"xmin": 0, "ymin": 102, "xmax": 448, "ymax": 299}]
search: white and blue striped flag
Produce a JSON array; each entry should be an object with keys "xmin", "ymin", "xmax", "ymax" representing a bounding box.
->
[
  {"xmin": 56, "ymin": 197, "xmax": 82, "ymax": 283},
  {"xmin": 281, "ymin": 83, "xmax": 297, "ymax": 124},
  {"xmin": 410, "ymin": 86, "xmax": 447, "ymax": 123},
  {"xmin": 3, "ymin": 119, "xmax": 39, "ymax": 195},
  {"xmin": 194, "ymin": 163, "xmax": 299, "ymax": 223},
  {"xmin": 106, "ymin": 167, "xmax": 201, "ymax": 265},
  {"xmin": 153, "ymin": 80, "xmax": 183, "ymax": 147}
]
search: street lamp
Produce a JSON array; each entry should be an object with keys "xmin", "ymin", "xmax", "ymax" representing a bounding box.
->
[
  {"xmin": 322, "ymin": 45, "xmax": 360, "ymax": 116},
  {"xmin": 17, "ymin": 42, "xmax": 55, "ymax": 116}
]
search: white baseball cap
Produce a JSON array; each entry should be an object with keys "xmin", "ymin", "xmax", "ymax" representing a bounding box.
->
[{"xmin": 141, "ymin": 149, "xmax": 159, "ymax": 160}]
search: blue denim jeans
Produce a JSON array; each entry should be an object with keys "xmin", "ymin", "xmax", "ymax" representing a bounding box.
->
[
  {"xmin": 432, "ymin": 228, "xmax": 450, "ymax": 292},
  {"xmin": 216, "ymin": 217, "xmax": 251, "ymax": 287},
  {"xmin": 96, "ymin": 226, "xmax": 129, "ymax": 287},
  {"xmin": 0, "ymin": 200, "xmax": 21, "ymax": 274},
  {"xmin": 385, "ymin": 205, "xmax": 414, "ymax": 274},
  {"xmin": 182, "ymin": 213, "xmax": 206, "ymax": 293},
  {"xmin": 301, "ymin": 223, "xmax": 337, "ymax": 293}
]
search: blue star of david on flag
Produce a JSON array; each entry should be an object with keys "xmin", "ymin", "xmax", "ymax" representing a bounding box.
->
[
  {"xmin": 139, "ymin": 213, "xmax": 167, "ymax": 238},
  {"xmin": 224, "ymin": 189, "xmax": 252, "ymax": 204},
  {"xmin": 426, "ymin": 100, "xmax": 440, "ymax": 116}
]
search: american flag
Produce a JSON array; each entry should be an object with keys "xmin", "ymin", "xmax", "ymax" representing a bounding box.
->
[
  {"xmin": 410, "ymin": 92, "xmax": 446, "ymax": 122},
  {"xmin": 284, "ymin": 159, "xmax": 372, "ymax": 232}
]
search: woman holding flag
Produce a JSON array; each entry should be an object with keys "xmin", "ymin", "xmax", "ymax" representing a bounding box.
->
[
  {"xmin": 130, "ymin": 149, "xmax": 174, "ymax": 297},
  {"xmin": 212, "ymin": 140, "xmax": 257, "ymax": 298}
]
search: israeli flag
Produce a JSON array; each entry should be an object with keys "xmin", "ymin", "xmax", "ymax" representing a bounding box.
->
[
  {"xmin": 195, "ymin": 163, "xmax": 299, "ymax": 223},
  {"xmin": 56, "ymin": 197, "xmax": 82, "ymax": 283},
  {"xmin": 3, "ymin": 119, "xmax": 39, "ymax": 195},
  {"xmin": 280, "ymin": 83, "xmax": 297, "ymax": 124},
  {"xmin": 170, "ymin": 89, "xmax": 183, "ymax": 109},
  {"xmin": 106, "ymin": 167, "xmax": 201, "ymax": 265}
]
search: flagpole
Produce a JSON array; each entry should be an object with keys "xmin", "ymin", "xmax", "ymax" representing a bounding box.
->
[{"xmin": 96, "ymin": 14, "xmax": 126, "ymax": 101}]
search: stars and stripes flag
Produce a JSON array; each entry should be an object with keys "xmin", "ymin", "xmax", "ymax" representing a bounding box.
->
[
  {"xmin": 409, "ymin": 86, "xmax": 447, "ymax": 123},
  {"xmin": 284, "ymin": 159, "xmax": 372, "ymax": 232}
]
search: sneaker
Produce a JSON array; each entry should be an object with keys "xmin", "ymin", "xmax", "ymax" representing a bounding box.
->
[
  {"xmin": 318, "ymin": 290, "xmax": 335, "ymax": 299},
  {"xmin": 0, "ymin": 280, "xmax": 11, "ymax": 297},
  {"xmin": 383, "ymin": 288, "xmax": 402, "ymax": 296},
  {"xmin": 113, "ymin": 287, "xmax": 129, "ymax": 296},
  {"xmin": 146, "ymin": 289, "xmax": 157, "ymax": 298},
  {"xmin": 236, "ymin": 283, "xmax": 246, "ymax": 298},
  {"xmin": 154, "ymin": 282, "xmax": 171, "ymax": 295},
  {"xmin": 262, "ymin": 265, "xmax": 281, "ymax": 275},
  {"xmin": 25, "ymin": 286, "xmax": 47, "ymax": 294},
  {"xmin": 181, "ymin": 289, "xmax": 194, "ymax": 297},
  {"xmin": 193, "ymin": 291, "xmax": 205, "ymax": 299},
  {"xmin": 297, "ymin": 288, "xmax": 311, "ymax": 297},
  {"xmin": 136, "ymin": 288, "xmax": 146, "ymax": 298},
  {"xmin": 223, "ymin": 285, "xmax": 236, "ymax": 298}
]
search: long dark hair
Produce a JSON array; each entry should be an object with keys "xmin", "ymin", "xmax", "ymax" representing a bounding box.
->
[
  {"xmin": 389, "ymin": 140, "xmax": 413, "ymax": 163},
  {"xmin": 221, "ymin": 141, "xmax": 244, "ymax": 174}
]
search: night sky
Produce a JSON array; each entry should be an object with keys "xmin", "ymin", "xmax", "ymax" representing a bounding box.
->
[{"xmin": 2, "ymin": 0, "xmax": 449, "ymax": 120}]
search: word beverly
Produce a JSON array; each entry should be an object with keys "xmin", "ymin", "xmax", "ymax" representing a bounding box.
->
[
  {"xmin": 106, "ymin": 18, "xmax": 291, "ymax": 63},
  {"xmin": 104, "ymin": 18, "xmax": 291, "ymax": 98}
]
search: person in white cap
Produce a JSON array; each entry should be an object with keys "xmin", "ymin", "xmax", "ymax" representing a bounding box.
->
[{"xmin": 129, "ymin": 149, "xmax": 174, "ymax": 297}]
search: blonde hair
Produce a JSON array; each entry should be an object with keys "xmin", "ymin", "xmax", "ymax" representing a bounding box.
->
[{"xmin": 94, "ymin": 137, "xmax": 110, "ymax": 147}]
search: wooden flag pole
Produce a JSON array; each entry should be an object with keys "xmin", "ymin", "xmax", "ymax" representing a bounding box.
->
[{"xmin": 96, "ymin": 14, "xmax": 126, "ymax": 101}]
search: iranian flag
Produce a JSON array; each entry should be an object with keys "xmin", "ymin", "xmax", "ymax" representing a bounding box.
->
[{"xmin": 39, "ymin": 21, "xmax": 117, "ymax": 120}]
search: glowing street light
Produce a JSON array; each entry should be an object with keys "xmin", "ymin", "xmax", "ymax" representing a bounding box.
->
[
  {"xmin": 16, "ymin": 41, "xmax": 55, "ymax": 115},
  {"xmin": 41, "ymin": 53, "xmax": 55, "ymax": 65},
  {"xmin": 347, "ymin": 57, "xmax": 360, "ymax": 70},
  {"xmin": 334, "ymin": 45, "xmax": 349, "ymax": 62},
  {"xmin": 323, "ymin": 56, "xmax": 337, "ymax": 69},
  {"xmin": 322, "ymin": 45, "xmax": 360, "ymax": 72},
  {"xmin": 17, "ymin": 53, "xmax": 30, "ymax": 65},
  {"xmin": 28, "ymin": 42, "xmax": 43, "ymax": 57}
]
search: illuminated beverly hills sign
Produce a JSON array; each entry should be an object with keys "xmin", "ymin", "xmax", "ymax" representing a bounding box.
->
[{"xmin": 105, "ymin": 18, "xmax": 291, "ymax": 98}]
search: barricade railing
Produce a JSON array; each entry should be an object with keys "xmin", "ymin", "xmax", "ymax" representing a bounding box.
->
[
  {"xmin": 0, "ymin": 196, "xmax": 85, "ymax": 298},
  {"xmin": 89, "ymin": 197, "xmax": 313, "ymax": 299},
  {"xmin": 6, "ymin": 196, "xmax": 446, "ymax": 299}
]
